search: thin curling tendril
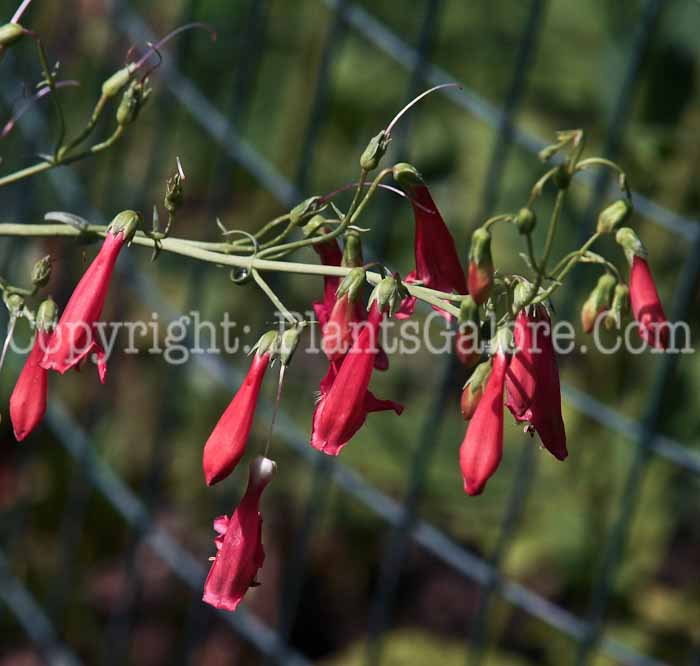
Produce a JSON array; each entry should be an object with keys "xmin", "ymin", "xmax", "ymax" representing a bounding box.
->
[
  {"xmin": 1, "ymin": 80, "xmax": 79, "ymax": 139},
  {"xmin": 384, "ymin": 82, "xmax": 462, "ymax": 136},
  {"xmin": 133, "ymin": 22, "xmax": 217, "ymax": 71}
]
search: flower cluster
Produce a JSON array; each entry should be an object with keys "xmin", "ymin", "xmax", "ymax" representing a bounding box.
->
[{"xmin": 1, "ymin": 76, "xmax": 672, "ymax": 615}]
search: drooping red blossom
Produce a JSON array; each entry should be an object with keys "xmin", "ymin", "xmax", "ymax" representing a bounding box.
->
[
  {"xmin": 41, "ymin": 212, "xmax": 138, "ymax": 382},
  {"xmin": 394, "ymin": 165, "xmax": 466, "ymax": 320},
  {"xmin": 311, "ymin": 302, "xmax": 403, "ymax": 456},
  {"xmin": 505, "ymin": 306, "xmax": 567, "ymax": 461},
  {"xmin": 629, "ymin": 256, "xmax": 669, "ymax": 350},
  {"xmin": 467, "ymin": 228, "xmax": 494, "ymax": 305},
  {"xmin": 312, "ymin": 236, "xmax": 388, "ymax": 370},
  {"xmin": 202, "ymin": 456, "xmax": 275, "ymax": 612},
  {"xmin": 311, "ymin": 238, "xmax": 343, "ymax": 330},
  {"xmin": 459, "ymin": 346, "xmax": 509, "ymax": 495},
  {"xmin": 321, "ymin": 292, "xmax": 365, "ymax": 361},
  {"xmin": 10, "ymin": 328, "xmax": 51, "ymax": 441},
  {"xmin": 203, "ymin": 335, "xmax": 275, "ymax": 486}
]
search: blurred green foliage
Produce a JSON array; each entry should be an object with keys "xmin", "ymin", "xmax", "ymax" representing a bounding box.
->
[{"xmin": 0, "ymin": 1, "xmax": 699, "ymax": 665}]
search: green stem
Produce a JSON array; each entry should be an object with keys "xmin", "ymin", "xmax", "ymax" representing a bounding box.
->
[
  {"xmin": 252, "ymin": 269, "xmax": 297, "ymax": 324},
  {"xmin": 58, "ymin": 94, "xmax": 109, "ymax": 159},
  {"xmin": 256, "ymin": 167, "xmax": 392, "ymax": 260},
  {"xmin": 36, "ymin": 39, "xmax": 66, "ymax": 160},
  {"xmin": 0, "ymin": 222, "xmax": 460, "ymax": 315}
]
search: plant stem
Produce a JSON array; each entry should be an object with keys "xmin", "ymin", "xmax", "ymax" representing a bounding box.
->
[
  {"xmin": 251, "ymin": 269, "xmax": 297, "ymax": 324},
  {"xmin": 0, "ymin": 222, "xmax": 460, "ymax": 316}
]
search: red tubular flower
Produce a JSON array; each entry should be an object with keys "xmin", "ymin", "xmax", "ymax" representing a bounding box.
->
[
  {"xmin": 393, "ymin": 164, "xmax": 466, "ymax": 320},
  {"xmin": 40, "ymin": 211, "xmax": 139, "ymax": 382},
  {"xmin": 313, "ymin": 235, "xmax": 388, "ymax": 370},
  {"xmin": 459, "ymin": 346, "xmax": 508, "ymax": 495},
  {"xmin": 629, "ymin": 256, "xmax": 669, "ymax": 349},
  {"xmin": 505, "ymin": 307, "xmax": 567, "ymax": 461},
  {"xmin": 311, "ymin": 301, "xmax": 403, "ymax": 456},
  {"xmin": 10, "ymin": 300, "xmax": 56, "ymax": 441},
  {"xmin": 311, "ymin": 238, "xmax": 343, "ymax": 330},
  {"xmin": 202, "ymin": 332, "xmax": 277, "ymax": 486},
  {"xmin": 203, "ymin": 456, "xmax": 275, "ymax": 612}
]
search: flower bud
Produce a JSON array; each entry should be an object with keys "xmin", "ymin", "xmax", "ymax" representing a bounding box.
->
[
  {"xmin": 493, "ymin": 326, "xmax": 514, "ymax": 355},
  {"xmin": 251, "ymin": 330, "xmax": 279, "ymax": 358},
  {"xmin": 302, "ymin": 214, "xmax": 328, "ymax": 238},
  {"xmin": 360, "ymin": 130, "xmax": 390, "ymax": 172},
  {"xmin": 467, "ymin": 227, "xmax": 494, "ymax": 304},
  {"xmin": 512, "ymin": 280, "xmax": 534, "ymax": 311},
  {"xmin": 604, "ymin": 283, "xmax": 630, "ymax": 330},
  {"xmin": 164, "ymin": 171, "xmax": 184, "ymax": 215},
  {"xmin": 392, "ymin": 162, "xmax": 422, "ymax": 188},
  {"xmin": 108, "ymin": 210, "xmax": 140, "ymax": 242},
  {"xmin": 342, "ymin": 229, "xmax": 364, "ymax": 268},
  {"xmin": 597, "ymin": 200, "xmax": 631, "ymax": 234},
  {"xmin": 615, "ymin": 227, "xmax": 647, "ymax": 264},
  {"xmin": 116, "ymin": 79, "xmax": 151, "ymax": 126},
  {"xmin": 290, "ymin": 196, "xmax": 322, "ymax": 226},
  {"xmin": 31, "ymin": 255, "xmax": 52, "ymax": 288},
  {"xmin": 581, "ymin": 273, "xmax": 616, "ymax": 333},
  {"xmin": 368, "ymin": 274, "xmax": 408, "ymax": 317},
  {"xmin": 101, "ymin": 63, "xmax": 137, "ymax": 99},
  {"xmin": 249, "ymin": 455, "xmax": 277, "ymax": 489},
  {"xmin": 35, "ymin": 297, "xmax": 58, "ymax": 333},
  {"xmin": 4, "ymin": 292, "xmax": 24, "ymax": 316},
  {"xmin": 515, "ymin": 207, "xmax": 536, "ymax": 235},
  {"xmin": 336, "ymin": 267, "xmax": 366, "ymax": 303},
  {"xmin": 460, "ymin": 360, "xmax": 492, "ymax": 420},
  {"xmin": 0, "ymin": 22, "xmax": 24, "ymax": 48},
  {"xmin": 456, "ymin": 296, "xmax": 480, "ymax": 368},
  {"xmin": 278, "ymin": 323, "xmax": 306, "ymax": 366}
]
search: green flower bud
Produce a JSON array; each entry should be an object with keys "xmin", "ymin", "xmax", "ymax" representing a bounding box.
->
[
  {"xmin": 4, "ymin": 292, "xmax": 24, "ymax": 316},
  {"xmin": 290, "ymin": 196, "xmax": 322, "ymax": 226},
  {"xmin": 581, "ymin": 273, "xmax": 616, "ymax": 333},
  {"xmin": 36, "ymin": 297, "xmax": 58, "ymax": 333},
  {"xmin": 604, "ymin": 283, "xmax": 630, "ymax": 330},
  {"xmin": 336, "ymin": 267, "xmax": 367, "ymax": 303},
  {"xmin": 278, "ymin": 323, "xmax": 306, "ymax": 366},
  {"xmin": 360, "ymin": 130, "xmax": 390, "ymax": 172},
  {"xmin": 116, "ymin": 79, "xmax": 151, "ymax": 126},
  {"xmin": 597, "ymin": 200, "xmax": 631, "ymax": 234},
  {"xmin": 515, "ymin": 207, "xmax": 536, "ymax": 234},
  {"xmin": 164, "ymin": 172, "xmax": 184, "ymax": 215},
  {"xmin": 467, "ymin": 227, "xmax": 494, "ymax": 304},
  {"xmin": 460, "ymin": 359, "xmax": 492, "ymax": 420},
  {"xmin": 302, "ymin": 214, "xmax": 328, "ymax": 239},
  {"xmin": 108, "ymin": 210, "xmax": 140, "ymax": 242},
  {"xmin": 101, "ymin": 63, "xmax": 137, "ymax": 99},
  {"xmin": 615, "ymin": 227, "xmax": 647, "ymax": 264},
  {"xmin": 0, "ymin": 22, "xmax": 24, "ymax": 48},
  {"xmin": 31, "ymin": 255, "xmax": 52, "ymax": 288},
  {"xmin": 251, "ymin": 330, "xmax": 279, "ymax": 358},
  {"xmin": 392, "ymin": 162, "xmax": 423, "ymax": 189},
  {"xmin": 368, "ymin": 273, "xmax": 408, "ymax": 317}
]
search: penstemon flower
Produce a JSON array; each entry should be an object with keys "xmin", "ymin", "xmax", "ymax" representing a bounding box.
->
[
  {"xmin": 393, "ymin": 163, "xmax": 466, "ymax": 320},
  {"xmin": 459, "ymin": 337, "xmax": 510, "ymax": 496},
  {"xmin": 9, "ymin": 298, "xmax": 57, "ymax": 441},
  {"xmin": 506, "ymin": 305, "xmax": 567, "ymax": 461},
  {"xmin": 202, "ymin": 456, "xmax": 275, "ymax": 612},
  {"xmin": 311, "ymin": 277, "xmax": 404, "ymax": 456},
  {"xmin": 202, "ymin": 331, "xmax": 278, "ymax": 486},
  {"xmin": 40, "ymin": 211, "xmax": 139, "ymax": 382},
  {"xmin": 616, "ymin": 228, "xmax": 669, "ymax": 350}
]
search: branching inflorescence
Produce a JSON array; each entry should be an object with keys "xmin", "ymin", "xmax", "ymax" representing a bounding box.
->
[{"xmin": 0, "ymin": 8, "xmax": 672, "ymax": 613}]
